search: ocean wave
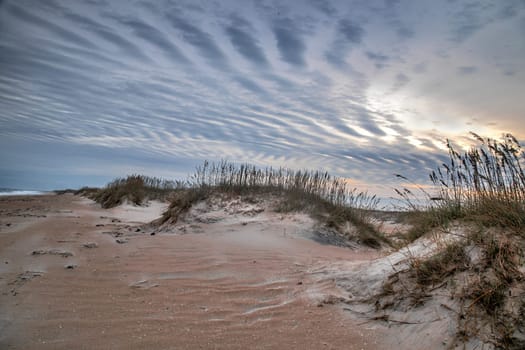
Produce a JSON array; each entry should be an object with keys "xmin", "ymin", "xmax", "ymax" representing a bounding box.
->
[{"xmin": 0, "ymin": 190, "xmax": 47, "ymax": 196}]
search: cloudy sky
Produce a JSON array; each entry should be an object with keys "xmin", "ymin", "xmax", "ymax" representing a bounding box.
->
[{"xmin": 1, "ymin": 0, "xmax": 524, "ymax": 194}]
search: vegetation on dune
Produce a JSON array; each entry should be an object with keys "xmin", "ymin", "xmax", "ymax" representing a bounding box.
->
[
  {"xmin": 73, "ymin": 161, "xmax": 386, "ymax": 248},
  {"xmin": 383, "ymin": 229, "xmax": 525, "ymax": 349},
  {"xmin": 159, "ymin": 160, "xmax": 387, "ymax": 248},
  {"xmin": 67, "ymin": 131, "xmax": 525, "ymax": 347},
  {"xmin": 73, "ymin": 187, "xmax": 99, "ymax": 197},
  {"xmin": 398, "ymin": 133, "xmax": 525, "ymax": 242},
  {"xmin": 387, "ymin": 133, "xmax": 525, "ymax": 348},
  {"xmin": 431, "ymin": 132, "xmax": 525, "ymax": 228},
  {"xmin": 83, "ymin": 175, "xmax": 181, "ymax": 208}
]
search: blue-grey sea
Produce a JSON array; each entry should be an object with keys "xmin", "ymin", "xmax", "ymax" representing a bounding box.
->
[{"xmin": 0, "ymin": 188, "xmax": 47, "ymax": 196}]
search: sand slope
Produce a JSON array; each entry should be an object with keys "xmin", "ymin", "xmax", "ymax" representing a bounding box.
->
[{"xmin": 0, "ymin": 194, "xmax": 385, "ymax": 349}]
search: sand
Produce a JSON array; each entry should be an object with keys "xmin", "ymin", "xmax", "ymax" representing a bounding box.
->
[{"xmin": 0, "ymin": 194, "xmax": 387, "ymax": 349}]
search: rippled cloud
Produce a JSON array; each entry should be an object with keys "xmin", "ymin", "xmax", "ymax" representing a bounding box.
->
[
  {"xmin": 325, "ymin": 18, "xmax": 365, "ymax": 68},
  {"xmin": 0, "ymin": 0, "xmax": 524, "ymax": 194},
  {"xmin": 225, "ymin": 13, "xmax": 269, "ymax": 68},
  {"xmin": 272, "ymin": 17, "xmax": 307, "ymax": 67}
]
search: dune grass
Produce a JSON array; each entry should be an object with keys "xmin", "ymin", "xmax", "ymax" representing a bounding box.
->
[
  {"xmin": 78, "ymin": 161, "xmax": 386, "ymax": 248},
  {"xmin": 399, "ymin": 228, "xmax": 525, "ymax": 348},
  {"xmin": 430, "ymin": 133, "xmax": 525, "ymax": 228},
  {"xmin": 84, "ymin": 174, "xmax": 181, "ymax": 208},
  {"xmin": 159, "ymin": 160, "xmax": 387, "ymax": 248},
  {"xmin": 71, "ymin": 132, "xmax": 524, "ymax": 346},
  {"xmin": 397, "ymin": 133, "xmax": 525, "ymax": 242},
  {"xmin": 390, "ymin": 133, "xmax": 525, "ymax": 348}
]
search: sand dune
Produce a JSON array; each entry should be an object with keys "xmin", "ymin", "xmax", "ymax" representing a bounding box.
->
[
  {"xmin": 2, "ymin": 192, "xmax": 494, "ymax": 349},
  {"xmin": 0, "ymin": 194, "xmax": 388, "ymax": 349}
]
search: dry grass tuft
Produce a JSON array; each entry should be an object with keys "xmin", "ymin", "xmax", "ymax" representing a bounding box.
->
[
  {"xmin": 85, "ymin": 175, "xmax": 181, "ymax": 208},
  {"xmin": 156, "ymin": 160, "xmax": 388, "ymax": 248},
  {"xmin": 386, "ymin": 133, "xmax": 525, "ymax": 347},
  {"xmin": 431, "ymin": 133, "xmax": 525, "ymax": 230},
  {"xmin": 411, "ymin": 242, "xmax": 469, "ymax": 286}
]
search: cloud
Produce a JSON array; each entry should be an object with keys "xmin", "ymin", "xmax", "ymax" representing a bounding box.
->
[
  {"xmin": 84, "ymin": 0, "xmax": 109, "ymax": 6},
  {"xmin": 413, "ymin": 62, "xmax": 427, "ymax": 74},
  {"xmin": 338, "ymin": 19, "xmax": 364, "ymax": 44},
  {"xmin": 391, "ymin": 72, "xmax": 410, "ymax": 91},
  {"xmin": 272, "ymin": 18, "xmax": 307, "ymax": 67},
  {"xmin": 348, "ymin": 105, "xmax": 388, "ymax": 137},
  {"xmin": 325, "ymin": 19, "xmax": 365, "ymax": 68},
  {"xmin": 457, "ymin": 66, "xmax": 477, "ymax": 75},
  {"xmin": 1, "ymin": 0, "xmax": 523, "ymax": 194},
  {"xmin": 396, "ymin": 26, "xmax": 414, "ymax": 39},
  {"xmin": 448, "ymin": 1, "xmax": 517, "ymax": 43},
  {"xmin": 377, "ymin": 0, "xmax": 415, "ymax": 40},
  {"xmin": 366, "ymin": 51, "xmax": 390, "ymax": 69},
  {"xmin": 0, "ymin": 41, "xmax": 100, "ymax": 86},
  {"xmin": 224, "ymin": 14, "xmax": 269, "ymax": 67},
  {"xmin": 165, "ymin": 12, "xmax": 228, "ymax": 68},
  {"xmin": 447, "ymin": 1, "xmax": 525, "ymax": 45},
  {"xmin": 62, "ymin": 12, "xmax": 152, "ymax": 63},
  {"xmin": 309, "ymin": 0, "xmax": 336, "ymax": 16},
  {"xmin": 232, "ymin": 76, "xmax": 268, "ymax": 95},
  {"xmin": 6, "ymin": 5, "xmax": 97, "ymax": 49},
  {"xmin": 110, "ymin": 16, "xmax": 190, "ymax": 64},
  {"xmin": 499, "ymin": 1, "xmax": 525, "ymax": 19},
  {"xmin": 263, "ymin": 73, "xmax": 295, "ymax": 89}
]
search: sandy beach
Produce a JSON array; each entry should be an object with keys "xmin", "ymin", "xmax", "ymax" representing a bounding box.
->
[
  {"xmin": 3, "ymin": 0, "xmax": 523, "ymax": 347},
  {"xmin": 0, "ymin": 193, "xmax": 386, "ymax": 349}
]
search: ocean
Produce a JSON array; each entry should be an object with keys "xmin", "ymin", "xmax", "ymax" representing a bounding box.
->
[{"xmin": 0, "ymin": 188, "xmax": 48, "ymax": 196}]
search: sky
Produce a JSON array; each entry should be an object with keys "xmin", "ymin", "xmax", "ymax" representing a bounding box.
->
[{"xmin": 1, "ymin": 0, "xmax": 524, "ymax": 195}]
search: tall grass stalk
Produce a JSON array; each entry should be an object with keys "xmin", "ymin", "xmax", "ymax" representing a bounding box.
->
[
  {"xmin": 430, "ymin": 133, "xmax": 525, "ymax": 229},
  {"xmin": 187, "ymin": 160, "xmax": 377, "ymax": 209},
  {"xmin": 89, "ymin": 174, "xmax": 182, "ymax": 208},
  {"xmin": 160, "ymin": 160, "xmax": 386, "ymax": 248}
]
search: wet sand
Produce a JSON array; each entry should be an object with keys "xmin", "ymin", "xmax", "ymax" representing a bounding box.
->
[{"xmin": 0, "ymin": 194, "xmax": 384, "ymax": 349}]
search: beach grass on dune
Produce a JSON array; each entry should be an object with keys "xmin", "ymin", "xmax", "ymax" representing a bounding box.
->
[
  {"xmin": 81, "ymin": 161, "xmax": 387, "ymax": 248},
  {"xmin": 82, "ymin": 174, "xmax": 181, "ymax": 208},
  {"xmin": 390, "ymin": 133, "xmax": 525, "ymax": 348},
  {"xmin": 160, "ymin": 160, "xmax": 388, "ymax": 248},
  {"xmin": 431, "ymin": 133, "xmax": 525, "ymax": 228},
  {"xmin": 65, "ymin": 132, "xmax": 525, "ymax": 347},
  {"xmin": 397, "ymin": 133, "xmax": 525, "ymax": 242}
]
